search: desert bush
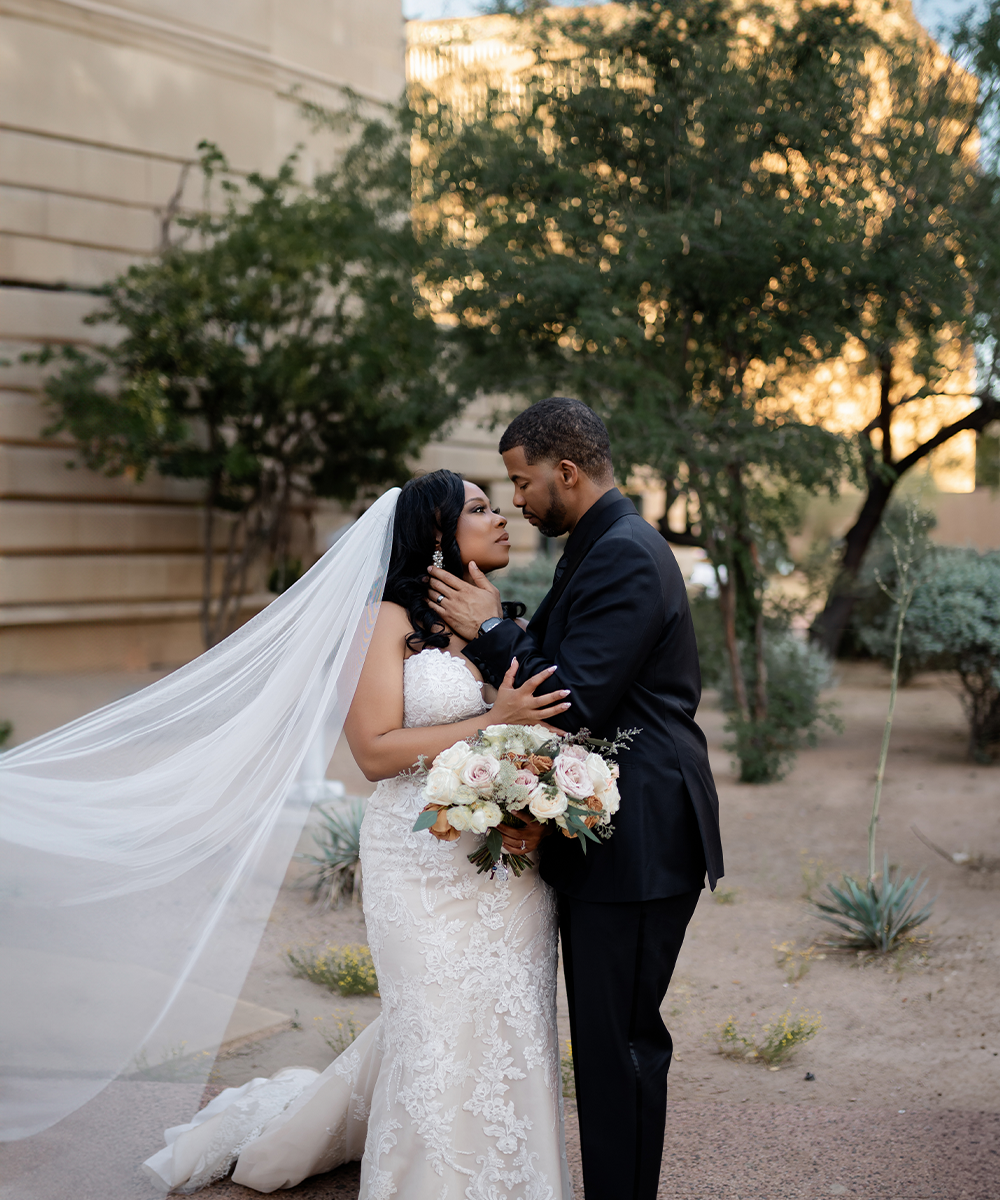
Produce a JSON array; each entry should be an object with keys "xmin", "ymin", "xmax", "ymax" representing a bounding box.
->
[
  {"xmin": 862, "ymin": 548, "xmax": 1000, "ymax": 761},
  {"xmin": 495, "ymin": 554, "xmax": 556, "ymax": 620},
  {"xmin": 299, "ymin": 798, "xmax": 366, "ymax": 908},
  {"xmin": 813, "ymin": 858, "xmax": 932, "ymax": 953},
  {"xmin": 716, "ymin": 1006, "xmax": 821, "ymax": 1065},
  {"xmin": 286, "ymin": 943, "xmax": 379, "ymax": 996},
  {"xmin": 315, "ymin": 1011, "xmax": 368, "ymax": 1057},
  {"xmin": 560, "ymin": 1040, "xmax": 576, "ymax": 1099},
  {"xmin": 722, "ymin": 634, "xmax": 841, "ymax": 783}
]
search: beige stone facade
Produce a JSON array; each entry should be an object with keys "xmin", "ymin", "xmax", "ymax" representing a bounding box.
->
[{"xmin": 0, "ymin": 0, "xmax": 527, "ymax": 675}]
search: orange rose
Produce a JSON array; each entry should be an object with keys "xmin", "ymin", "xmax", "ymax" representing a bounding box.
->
[{"xmin": 423, "ymin": 803, "xmax": 461, "ymax": 842}]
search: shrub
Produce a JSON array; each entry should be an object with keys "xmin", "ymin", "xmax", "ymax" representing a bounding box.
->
[
  {"xmin": 298, "ymin": 798, "xmax": 366, "ymax": 908},
  {"xmin": 0, "ymin": 721, "xmax": 11, "ymax": 749},
  {"xmin": 315, "ymin": 1011, "xmax": 368, "ymax": 1057},
  {"xmin": 495, "ymin": 554, "xmax": 556, "ymax": 620},
  {"xmin": 722, "ymin": 634, "xmax": 841, "ymax": 783},
  {"xmin": 560, "ymin": 1040, "xmax": 576, "ymax": 1099},
  {"xmin": 286, "ymin": 943, "xmax": 379, "ymax": 996},
  {"xmin": 862, "ymin": 548, "xmax": 1000, "ymax": 760},
  {"xmin": 813, "ymin": 858, "xmax": 933, "ymax": 953},
  {"xmin": 716, "ymin": 1006, "xmax": 822, "ymax": 1065},
  {"xmin": 841, "ymin": 502, "xmax": 936, "ymax": 665}
]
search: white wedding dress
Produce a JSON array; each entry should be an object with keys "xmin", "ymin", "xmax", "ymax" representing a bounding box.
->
[{"xmin": 143, "ymin": 648, "xmax": 571, "ymax": 1199}]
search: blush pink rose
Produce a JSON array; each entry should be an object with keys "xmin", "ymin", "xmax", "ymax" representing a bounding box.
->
[
  {"xmin": 459, "ymin": 753, "xmax": 501, "ymax": 794},
  {"xmin": 560, "ymin": 744, "xmax": 588, "ymax": 762},
  {"xmin": 553, "ymin": 754, "xmax": 594, "ymax": 800}
]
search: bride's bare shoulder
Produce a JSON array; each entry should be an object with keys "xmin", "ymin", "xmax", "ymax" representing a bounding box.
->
[{"xmin": 371, "ymin": 601, "xmax": 413, "ymax": 648}]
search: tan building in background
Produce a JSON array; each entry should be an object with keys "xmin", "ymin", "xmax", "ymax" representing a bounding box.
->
[
  {"xmin": 0, "ymin": 0, "xmax": 530, "ymax": 676},
  {"xmin": 2, "ymin": 2, "xmax": 995, "ymax": 680}
]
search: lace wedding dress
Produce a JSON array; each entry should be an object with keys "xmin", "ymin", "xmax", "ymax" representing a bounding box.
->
[{"xmin": 143, "ymin": 648, "xmax": 571, "ymax": 1199}]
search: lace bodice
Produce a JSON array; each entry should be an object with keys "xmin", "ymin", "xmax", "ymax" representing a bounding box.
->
[{"xmin": 402, "ymin": 648, "xmax": 491, "ymax": 728}]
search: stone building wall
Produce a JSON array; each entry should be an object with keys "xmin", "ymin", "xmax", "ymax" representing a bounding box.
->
[{"xmin": 0, "ymin": 0, "xmax": 528, "ymax": 674}]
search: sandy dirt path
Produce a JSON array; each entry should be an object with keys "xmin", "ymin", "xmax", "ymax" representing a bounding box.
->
[{"xmin": 3, "ymin": 663, "xmax": 997, "ymax": 1197}]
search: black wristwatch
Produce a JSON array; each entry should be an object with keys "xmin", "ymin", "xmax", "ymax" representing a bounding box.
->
[{"xmin": 478, "ymin": 616, "xmax": 504, "ymax": 637}]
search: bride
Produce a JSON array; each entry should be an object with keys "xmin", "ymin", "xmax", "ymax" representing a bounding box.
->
[{"xmin": 142, "ymin": 469, "xmax": 574, "ymax": 1198}]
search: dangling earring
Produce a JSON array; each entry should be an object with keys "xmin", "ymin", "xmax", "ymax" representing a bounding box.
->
[{"xmin": 432, "ymin": 545, "xmax": 445, "ymax": 570}]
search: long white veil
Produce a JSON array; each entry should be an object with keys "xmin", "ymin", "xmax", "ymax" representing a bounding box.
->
[{"xmin": 0, "ymin": 487, "xmax": 399, "ymax": 1151}]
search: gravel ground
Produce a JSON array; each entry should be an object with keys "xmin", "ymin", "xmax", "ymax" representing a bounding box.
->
[{"xmin": 2, "ymin": 663, "xmax": 997, "ymax": 1198}]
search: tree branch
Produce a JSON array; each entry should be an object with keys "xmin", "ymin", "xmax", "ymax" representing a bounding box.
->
[{"xmin": 893, "ymin": 392, "xmax": 1000, "ymax": 476}]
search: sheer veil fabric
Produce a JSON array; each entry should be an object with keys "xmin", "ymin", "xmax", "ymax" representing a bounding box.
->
[{"xmin": 0, "ymin": 487, "xmax": 399, "ymax": 1143}]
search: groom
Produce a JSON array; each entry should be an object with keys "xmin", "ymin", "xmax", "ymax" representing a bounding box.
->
[{"xmin": 427, "ymin": 396, "xmax": 723, "ymax": 1200}]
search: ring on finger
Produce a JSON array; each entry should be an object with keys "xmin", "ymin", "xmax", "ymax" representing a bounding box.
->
[
  {"xmin": 436, "ymin": 593, "xmax": 444, "ymax": 604},
  {"xmin": 520, "ymin": 840, "xmax": 526, "ymax": 851}
]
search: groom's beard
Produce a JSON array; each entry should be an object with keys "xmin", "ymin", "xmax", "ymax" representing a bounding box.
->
[{"xmin": 534, "ymin": 483, "xmax": 569, "ymax": 539}]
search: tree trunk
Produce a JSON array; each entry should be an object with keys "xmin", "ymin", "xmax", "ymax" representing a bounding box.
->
[
  {"xmin": 810, "ymin": 350, "xmax": 897, "ymax": 657},
  {"xmin": 809, "ymin": 471, "xmax": 896, "ymax": 656}
]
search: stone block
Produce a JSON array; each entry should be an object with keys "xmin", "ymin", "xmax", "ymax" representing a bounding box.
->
[
  {"xmin": 0, "ymin": 615, "xmax": 204, "ymax": 673},
  {"xmin": 1, "ymin": 185, "xmax": 159, "ymax": 256},
  {"xmin": 0, "ymin": 500, "xmax": 211, "ymax": 553},
  {"xmin": 0, "ymin": 444, "xmax": 204, "ymax": 503},
  {"xmin": 0, "ymin": 232, "xmax": 141, "ymax": 289},
  {"xmin": 0, "ymin": 552, "xmax": 210, "ymax": 605},
  {"xmin": 0, "ymin": 287, "xmax": 98, "ymax": 345}
]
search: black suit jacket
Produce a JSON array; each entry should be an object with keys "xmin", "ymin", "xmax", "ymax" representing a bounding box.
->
[{"xmin": 463, "ymin": 489, "xmax": 724, "ymax": 902}]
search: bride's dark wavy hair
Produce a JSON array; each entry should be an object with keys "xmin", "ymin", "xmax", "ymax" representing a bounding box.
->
[{"xmin": 384, "ymin": 470, "xmax": 467, "ymax": 652}]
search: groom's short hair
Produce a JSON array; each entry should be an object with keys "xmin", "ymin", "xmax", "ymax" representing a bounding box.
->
[{"xmin": 499, "ymin": 397, "xmax": 613, "ymax": 481}]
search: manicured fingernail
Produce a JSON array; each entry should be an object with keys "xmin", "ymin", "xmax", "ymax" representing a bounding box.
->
[{"xmin": 560, "ymin": 690, "xmax": 570, "ymax": 696}]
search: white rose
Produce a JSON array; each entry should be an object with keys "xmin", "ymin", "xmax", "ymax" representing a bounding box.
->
[
  {"xmin": 447, "ymin": 805, "xmax": 474, "ymax": 831},
  {"xmin": 560, "ymin": 744, "xmax": 588, "ymax": 762},
  {"xmin": 460, "ymin": 753, "xmax": 502, "ymax": 794},
  {"xmin": 434, "ymin": 741, "xmax": 474, "ymax": 772},
  {"xmin": 523, "ymin": 724, "xmax": 556, "ymax": 750},
  {"xmin": 469, "ymin": 801, "xmax": 503, "ymax": 833},
  {"xmin": 584, "ymin": 753, "xmax": 613, "ymax": 795},
  {"xmin": 553, "ymin": 755, "xmax": 594, "ymax": 800},
  {"xmin": 423, "ymin": 766, "xmax": 463, "ymax": 806},
  {"xmin": 528, "ymin": 784, "xmax": 568, "ymax": 821},
  {"xmin": 600, "ymin": 780, "xmax": 621, "ymax": 816}
]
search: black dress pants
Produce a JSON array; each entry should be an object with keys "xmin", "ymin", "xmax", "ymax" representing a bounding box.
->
[{"xmin": 558, "ymin": 888, "xmax": 702, "ymax": 1200}]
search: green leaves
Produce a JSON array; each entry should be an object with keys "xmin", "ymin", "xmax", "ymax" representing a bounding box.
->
[
  {"xmin": 33, "ymin": 111, "xmax": 456, "ymax": 645},
  {"xmin": 813, "ymin": 857, "xmax": 933, "ymax": 954},
  {"xmin": 412, "ymin": 808, "xmax": 440, "ymax": 832}
]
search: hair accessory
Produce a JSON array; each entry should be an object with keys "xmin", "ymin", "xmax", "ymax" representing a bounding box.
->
[{"xmin": 432, "ymin": 545, "xmax": 445, "ymax": 570}]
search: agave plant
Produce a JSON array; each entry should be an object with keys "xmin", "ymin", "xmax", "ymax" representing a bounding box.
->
[
  {"xmin": 813, "ymin": 503, "xmax": 934, "ymax": 954},
  {"xmin": 814, "ymin": 856, "xmax": 932, "ymax": 954},
  {"xmin": 299, "ymin": 798, "xmax": 366, "ymax": 909}
]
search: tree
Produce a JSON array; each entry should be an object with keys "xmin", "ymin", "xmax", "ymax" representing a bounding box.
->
[
  {"xmin": 809, "ymin": 1, "xmax": 1000, "ymax": 654},
  {"xmin": 416, "ymin": 0, "xmax": 875, "ymax": 778},
  {"xmin": 36, "ymin": 118, "xmax": 456, "ymax": 647}
]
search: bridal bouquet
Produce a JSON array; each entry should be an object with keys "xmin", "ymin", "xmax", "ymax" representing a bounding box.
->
[{"xmin": 411, "ymin": 723, "xmax": 636, "ymax": 879}]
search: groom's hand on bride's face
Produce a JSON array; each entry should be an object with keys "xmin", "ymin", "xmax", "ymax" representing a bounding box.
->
[{"xmin": 426, "ymin": 562, "xmax": 503, "ymax": 641}]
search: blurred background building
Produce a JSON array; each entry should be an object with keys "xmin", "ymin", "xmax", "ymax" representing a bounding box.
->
[
  {"xmin": 0, "ymin": 0, "xmax": 527, "ymax": 676},
  {"xmin": 1, "ymin": 0, "xmax": 997, "ymax": 679}
]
